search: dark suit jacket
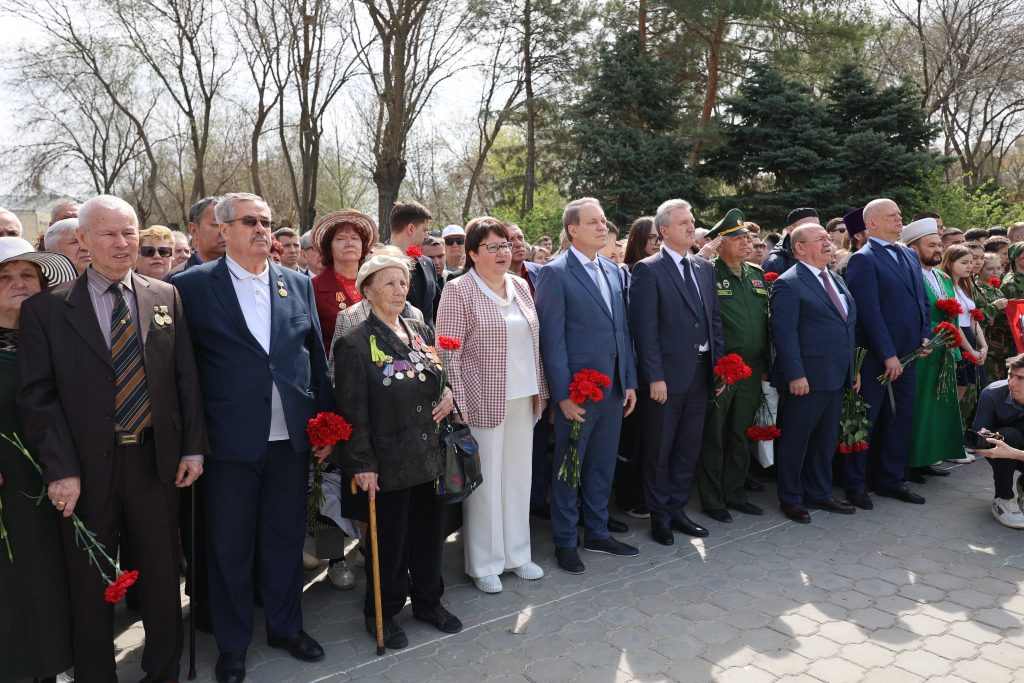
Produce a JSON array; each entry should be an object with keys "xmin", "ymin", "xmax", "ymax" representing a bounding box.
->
[
  {"xmin": 535, "ymin": 250, "xmax": 637, "ymax": 402},
  {"xmin": 171, "ymin": 257, "xmax": 332, "ymax": 461},
  {"xmin": 628, "ymin": 249, "xmax": 724, "ymax": 394},
  {"xmin": 331, "ymin": 314, "xmax": 444, "ymax": 492},
  {"xmin": 17, "ymin": 272, "xmax": 208, "ymax": 515},
  {"xmin": 769, "ymin": 263, "xmax": 858, "ymax": 392},
  {"xmin": 407, "ymin": 256, "xmax": 437, "ymax": 328}
]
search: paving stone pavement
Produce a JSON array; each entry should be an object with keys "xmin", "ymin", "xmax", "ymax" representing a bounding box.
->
[{"xmin": 110, "ymin": 458, "xmax": 1024, "ymax": 682}]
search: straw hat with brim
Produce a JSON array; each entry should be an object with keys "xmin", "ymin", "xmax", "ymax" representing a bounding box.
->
[
  {"xmin": 0, "ymin": 237, "xmax": 78, "ymax": 288},
  {"xmin": 310, "ymin": 210, "xmax": 378, "ymax": 261},
  {"xmin": 355, "ymin": 255, "xmax": 410, "ymax": 295}
]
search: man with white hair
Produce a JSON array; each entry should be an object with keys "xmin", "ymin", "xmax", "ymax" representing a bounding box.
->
[
  {"xmin": 43, "ymin": 217, "xmax": 91, "ymax": 273},
  {"xmin": 0, "ymin": 208, "xmax": 22, "ymax": 237},
  {"xmin": 49, "ymin": 200, "xmax": 79, "ymax": 226},
  {"xmin": 18, "ymin": 194, "xmax": 208, "ymax": 683},
  {"xmin": 843, "ymin": 198, "xmax": 930, "ymax": 508}
]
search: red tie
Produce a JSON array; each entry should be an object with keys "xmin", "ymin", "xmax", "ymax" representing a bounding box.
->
[{"xmin": 819, "ymin": 271, "xmax": 847, "ymax": 322}]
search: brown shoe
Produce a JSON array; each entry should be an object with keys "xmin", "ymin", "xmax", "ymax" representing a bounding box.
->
[
  {"xmin": 781, "ymin": 503, "xmax": 811, "ymax": 524},
  {"xmin": 806, "ymin": 498, "xmax": 855, "ymax": 514}
]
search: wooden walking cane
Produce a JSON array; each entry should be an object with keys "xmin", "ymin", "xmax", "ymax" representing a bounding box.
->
[
  {"xmin": 352, "ymin": 478, "xmax": 385, "ymax": 655},
  {"xmin": 187, "ymin": 484, "xmax": 197, "ymax": 680}
]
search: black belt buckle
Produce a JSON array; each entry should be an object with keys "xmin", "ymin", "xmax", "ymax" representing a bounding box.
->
[{"xmin": 116, "ymin": 432, "xmax": 139, "ymax": 446}]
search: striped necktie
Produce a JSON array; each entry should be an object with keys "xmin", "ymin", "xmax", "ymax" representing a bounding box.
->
[{"xmin": 110, "ymin": 283, "xmax": 152, "ymax": 435}]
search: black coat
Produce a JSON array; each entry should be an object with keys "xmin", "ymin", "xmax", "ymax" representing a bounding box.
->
[{"xmin": 331, "ymin": 312, "xmax": 444, "ymax": 492}]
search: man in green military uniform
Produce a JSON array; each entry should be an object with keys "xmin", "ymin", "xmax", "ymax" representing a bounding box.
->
[{"xmin": 696, "ymin": 209, "xmax": 772, "ymax": 522}]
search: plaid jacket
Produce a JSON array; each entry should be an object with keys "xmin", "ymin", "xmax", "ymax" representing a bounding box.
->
[{"xmin": 436, "ymin": 272, "xmax": 549, "ymax": 428}]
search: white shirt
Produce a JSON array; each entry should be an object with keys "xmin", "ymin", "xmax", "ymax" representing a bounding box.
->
[
  {"xmin": 225, "ymin": 255, "xmax": 290, "ymax": 441},
  {"xmin": 662, "ymin": 244, "xmax": 709, "ymax": 351},
  {"xmin": 470, "ymin": 270, "xmax": 539, "ymax": 400},
  {"xmin": 920, "ymin": 267, "xmax": 944, "ymax": 299},
  {"xmin": 869, "ymin": 236, "xmax": 900, "ymax": 262},
  {"xmin": 570, "ymin": 245, "xmax": 612, "ymax": 313},
  {"xmin": 800, "ymin": 262, "xmax": 850, "ymax": 316},
  {"xmin": 954, "ymin": 284, "xmax": 976, "ymax": 328}
]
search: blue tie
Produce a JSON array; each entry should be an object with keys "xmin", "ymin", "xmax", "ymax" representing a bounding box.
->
[{"xmin": 681, "ymin": 258, "xmax": 709, "ymax": 344}]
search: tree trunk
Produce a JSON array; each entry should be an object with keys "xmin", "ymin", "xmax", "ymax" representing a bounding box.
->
[
  {"xmin": 374, "ymin": 157, "xmax": 406, "ymax": 242},
  {"xmin": 520, "ymin": 0, "xmax": 536, "ymax": 217},
  {"xmin": 638, "ymin": 0, "xmax": 646, "ymax": 52},
  {"xmin": 689, "ymin": 14, "xmax": 726, "ymax": 167}
]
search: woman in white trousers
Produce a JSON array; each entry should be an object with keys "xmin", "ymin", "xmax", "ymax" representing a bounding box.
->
[{"xmin": 436, "ymin": 217, "xmax": 548, "ymax": 593}]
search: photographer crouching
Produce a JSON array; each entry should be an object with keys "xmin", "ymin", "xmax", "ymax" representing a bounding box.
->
[{"xmin": 970, "ymin": 353, "xmax": 1024, "ymax": 529}]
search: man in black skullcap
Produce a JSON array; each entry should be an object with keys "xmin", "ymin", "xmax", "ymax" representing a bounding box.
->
[{"xmin": 763, "ymin": 208, "xmax": 819, "ymax": 275}]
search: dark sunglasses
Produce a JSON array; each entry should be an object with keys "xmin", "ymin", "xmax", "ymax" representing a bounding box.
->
[
  {"xmin": 224, "ymin": 216, "xmax": 273, "ymax": 229},
  {"xmin": 444, "ymin": 237, "xmax": 465, "ymax": 246},
  {"xmin": 140, "ymin": 246, "xmax": 173, "ymax": 258}
]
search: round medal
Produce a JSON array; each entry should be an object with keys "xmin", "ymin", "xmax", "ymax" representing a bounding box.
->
[
  {"xmin": 383, "ymin": 377, "xmax": 392, "ymax": 386},
  {"xmin": 396, "ymin": 372, "xmax": 405, "ymax": 380},
  {"xmin": 418, "ymin": 373, "xmax": 426, "ymax": 381}
]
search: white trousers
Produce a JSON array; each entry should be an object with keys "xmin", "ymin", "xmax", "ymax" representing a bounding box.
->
[{"xmin": 464, "ymin": 396, "xmax": 534, "ymax": 578}]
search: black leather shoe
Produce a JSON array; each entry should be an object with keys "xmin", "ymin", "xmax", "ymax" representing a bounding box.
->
[
  {"xmin": 584, "ymin": 537, "xmax": 640, "ymax": 556},
  {"xmin": 806, "ymin": 498, "xmax": 855, "ymax": 514},
  {"xmin": 555, "ymin": 546, "xmax": 585, "ymax": 574},
  {"xmin": 215, "ymin": 652, "xmax": 246, "ymax": 683},
  {"xmin": 729, "ymin": 502, "xmax": 764, "ymax": 516},
  {"xmin": 365, "ymin": 615, "xmax": 408, "ymax": 649},
  {"xmin": 846, "ymin": 491, "xmax": 874, "ymax": 510},
  {"xmin": 923, "ymin": 465, "xmax": 951, "ymax": 477},
  {"xmin": 267, "ymin": 630, "xmax": 324, "ymax": 661},
  {"xmin": 744, "ymin": 478, "xmax": 766, "ymax": 493},
  {"xmin": 781, "ymin": 504, "xmax": 811, "ymax": 524},
  {"xmin": 413, "ymin": 603, "xmax": 462, "ymax": 634},
  {"xmin": 651, "ymin": 522, "xmax": 674, "ymax": 546},
  {"xmin": 876, "ymin": 486, "xmax": 925, "ymax": 504},
  {"xmin": 704, "ymin": 508, "xmax": 733, "ymax": 523},
  {"xmin": 670, "ymin": 513, "xmax": 709, "ymax": 537},
  {"xmin": 607, "ymin": 516, "xmax": 629, "ymax": 533}
]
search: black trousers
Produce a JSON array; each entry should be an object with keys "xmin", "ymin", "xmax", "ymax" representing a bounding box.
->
[
  {"xmin": 61, "ymin": 439, "xmax": 182, "ymax": 683},
  {"xmin": 365, "ymin": 480, "xmax": 445, "ymax": 618},
  {"xmin": 990, "ymin": 426, "xmax": 1024, "ymax": 499}
]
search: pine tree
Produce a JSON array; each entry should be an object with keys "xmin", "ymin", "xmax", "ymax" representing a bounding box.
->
[{"xmin": 569, "ymin": 31, "xmax": 700, "ymax": 227}]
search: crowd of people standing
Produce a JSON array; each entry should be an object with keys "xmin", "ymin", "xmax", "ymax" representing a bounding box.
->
[{"xmin": 1, "ymin": 192, "xmax": 1023, "ymax": 683}]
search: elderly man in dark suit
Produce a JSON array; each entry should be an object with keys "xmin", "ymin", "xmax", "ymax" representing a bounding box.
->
[
  {"xmin": 629, "ymin": 198, "xmax": 725, "ymax": 545},
  {"xmin": 18, "ymin": 194, "xmax": 208, "ymax": 683},
  {"xmin": 770, "ymin": 223, "xmax": 860, "ymax": 523},
  {"xmin": 844, "ymin": 198, "xmax": 930, "ymax": 508},
  {"xmin": 171, "ymin": 193, "xmax": 333, "ymax": 683},
  {"xmin": 536, "ymin": 197, "xmax": 639, "ymax": 575}
]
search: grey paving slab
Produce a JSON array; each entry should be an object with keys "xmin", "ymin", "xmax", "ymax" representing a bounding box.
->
[{"xmin": 104, "ymin": 458, "xmax": 1024, "ymax": 682}]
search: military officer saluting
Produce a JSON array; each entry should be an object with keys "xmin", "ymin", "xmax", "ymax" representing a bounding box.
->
[{"xmin": 696, "ymin": 209, "xmax": 772, "ymax": 522}]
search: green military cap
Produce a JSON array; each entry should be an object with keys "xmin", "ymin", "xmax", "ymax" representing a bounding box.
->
[{"xmin": 706, "ymin": 208, "xmax": 749, "ymax": 240}]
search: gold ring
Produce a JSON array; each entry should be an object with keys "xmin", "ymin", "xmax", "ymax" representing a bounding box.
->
[{"xmin": 56, "ymin": 501, "xmax": 66, "ymax": 508}]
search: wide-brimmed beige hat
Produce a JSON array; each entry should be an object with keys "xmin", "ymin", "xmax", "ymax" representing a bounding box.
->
[
  {"xmin": 310, "ymin": 209, "xmax": 378, "ymax": 261},
  {"xmin": 0, "ymin": 236, "xmax": 78, "ymax": 287},
  {"xmin": 355, "ymin": 254, "xmax": 410, "ymax": 294}
]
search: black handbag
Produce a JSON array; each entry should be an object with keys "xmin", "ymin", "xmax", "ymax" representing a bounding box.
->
[{"xmin": 435, "ymin": 405, "xmax": 482, "ymax": 504}]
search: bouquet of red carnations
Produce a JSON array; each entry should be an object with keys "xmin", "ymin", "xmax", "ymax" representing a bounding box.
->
[
  {"xmin": 306, "ymin": 412, "xmax": 354, "ymax": 511},
  {"xmin": 558, "ymin": 369, "xmax": 612, "ymax": 487},
  {"xmin": 745, "ymin": 393, "xmax": 781, "ymax": 442},
  {"xmin": 839, "ymin": 348, "xmax": 872, "ymax": 454}
]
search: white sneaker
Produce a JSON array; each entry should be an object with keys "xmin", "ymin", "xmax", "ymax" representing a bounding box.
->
[
  {"xmin": 303, "ymin": 551, "xmax": 326, "ymax": 570},
  {"xmin": 1016, "ymin": 476, "xmax": 1024, "ymax": 510},
  {"xmin": 511, "ymin": 562, "xmax": 545, "ymax": 580},
  {"xmin": 472, "ymin": 575, "xmax": 503, "ymax": 593},
  {"xmin": 328, "ymin": 560, "xmax": 356, "ymax": 590},
  {"xmin": 991, "ymin": 497, "xmax": 1024, "ymax": 529},
  {"xmin": 946, "ymin": 451, "xmax": 976, "ymax": 464}
]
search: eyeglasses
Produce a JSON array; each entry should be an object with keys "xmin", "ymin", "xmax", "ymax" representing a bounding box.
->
[
  {"xmin": 646, "ymin": 234, "xmax": 663, "ymax": 244},
  {"xmin": 444, "ymin": 237, "xmax": 465, "ymax": 246},
  {"xmin": 223, "ymin": 216, "xmax": 273, "ymax": 229},
  {"xmin": 481, "ymin": 241, "xmax": 513, "ymax": 254},
  {"xmin": 139, "ymin": 245, "xmax": 173, "ymax": 258}
]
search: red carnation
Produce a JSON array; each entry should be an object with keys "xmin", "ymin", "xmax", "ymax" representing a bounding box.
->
[
  {"xmin": 306, "ymin": 412, "xmax": 354, "ymax": 449},
  {"xmin": 764, "ymin": 272, "xmax": 779, "ymax": 283},
  {"xmin": 970, "ymin": 309, "xmax": 984, "ymax": 322},
  {"xmin": 714, "ymin": 353, "xmax": 753, "ymax": 386},
  {"xmin": 989, "ymin": 277, "xmax": 1001, "ymax": 287},
  {"xmin": 962, "ymin": 351, "xmax": 982, "ymax": 366},
  {"xmin": 935, "ymin": 298, "xmax": 963, "ymax": 317},
  {"xmin": 746, "ymin": 425, "xmax": 782, "ymax": 441},
  {"xmin": 406, "ymin": 245, "xmax": 423, "ymax": 259},
  {"xmin": 104, "ymin": 570, "xmax": 139, "ymax": 604},
  {"xmin": 838, "ymin": 443, "xmax": 853, "ymax": 454},
  {"xmin": 569, "ymin": 368, "xmax": 611, "ymax": 405},
  {"xmin": 436, "ymin": 336, "xmax": 462, "ymax": 351},
  {"xmin": 933, "ymin": 321, "xmax": 963, "ymax": 347}
]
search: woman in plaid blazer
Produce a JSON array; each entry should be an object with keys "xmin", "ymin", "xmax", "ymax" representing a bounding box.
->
[{"xmin": 436, "ymin": 217, "xmax": 549, "ymax": 594}]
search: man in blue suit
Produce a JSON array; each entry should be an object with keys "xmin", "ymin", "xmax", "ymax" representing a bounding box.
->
[
  {"xmin": 536, "ymin": 197, "xmax": 639, "ymax": 574},
  {"xmin": 770, "ymin": 223, "xmax": 860, "ymax": 523},
  {"xmin": 628, "ymin": 199, "xmax": 725, "ymax": 545},
  {"xmin": 844, "ymin": 198, "xmax": 930, "ymax": 508},
  {"xmin": 172, "ymin": 193, "xmax": 333, "ymax": 683}
]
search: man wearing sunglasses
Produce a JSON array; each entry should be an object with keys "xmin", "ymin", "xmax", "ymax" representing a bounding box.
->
[
  {"xmin": 171, "ymin": 193, "xmax": 333, "ymax": 683},
  {"xmin": 442, "ymin": 224, "xmax": 466, "ymax": 274}
]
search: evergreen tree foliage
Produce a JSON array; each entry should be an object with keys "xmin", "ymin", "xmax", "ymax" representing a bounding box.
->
[{"xmin": 569, "ymin": 31, "xmax": 700, "ymax": 228}]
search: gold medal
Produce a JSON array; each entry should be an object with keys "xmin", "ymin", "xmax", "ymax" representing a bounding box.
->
[
  {"xmin": 279, "ymin": 288, "xmax": 288, "ymax": 297},
  {"xmin": 418, "ymin": 373, "xmax": 426, "ymax": 381}
]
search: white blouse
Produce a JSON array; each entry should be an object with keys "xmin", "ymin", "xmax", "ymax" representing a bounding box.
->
[
  {"xmin": 470, "ymin": 270, "xmax": 539, "ymax": 400},
  {"xmin": 954, "ymin": 284, "xmax": 976, "ymax": 328}
]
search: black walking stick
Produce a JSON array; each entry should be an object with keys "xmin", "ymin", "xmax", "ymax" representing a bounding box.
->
[{"xmin": 188, "ymin": 483, "xmax": 197, "ymax": 680}]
